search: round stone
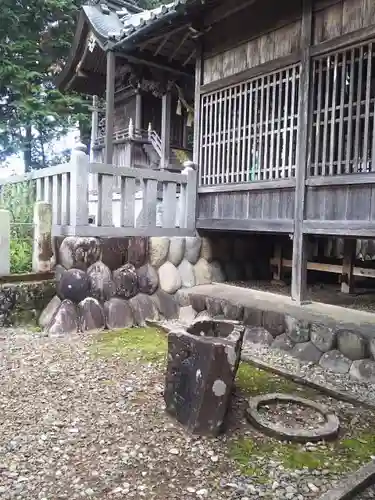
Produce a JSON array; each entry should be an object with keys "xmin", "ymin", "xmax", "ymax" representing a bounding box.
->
[
  {"xmin": 246, "ymin": 393, "xmax": 340, "ymax": 443},
  {"xmin": 113, "ymin": 264, "xmax": 139, "ymax": 299},
  {"xmin": 136, "ymin": 264, "xmax": 159, "ymax": 295},
  {"xmin": 57, "ymin": 268, "xmax": 90, "ymax": 303}
]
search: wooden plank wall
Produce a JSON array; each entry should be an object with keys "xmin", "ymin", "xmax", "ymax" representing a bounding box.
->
[{"xmin": 313, "ymin": 0, "xmax": 375, "ymax": 45}]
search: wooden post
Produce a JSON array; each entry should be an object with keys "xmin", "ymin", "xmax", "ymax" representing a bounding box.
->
[
  {"xmin": 70, "ymin": 143, "xmax": 89, "ymax": 230},
  {"xmin": 273, "ymin": 242, "xmax": 283, "ymax": 281},
  {"xmin": 90, "ymin": 95, "xmax": 99, "ymax": 162},
  {"xmin": 291, "ymin": 0, "xmax": 312, "ymax": 304},
  {"xmin": 0, "ymin": 209, "xmax": 10, "ymax": 276},
  {"xmin": 105, "ymin": 51, "xmax": 116, "ymax": 165},
  {"xmin": 341, "ymin": 239, "xmax": 357, "ymax": 294},
  {"xmin": 135, "ymin": 89, "xmax": 142, "ymax": 131},
  {"xmin": 161, "ymin": 91, "xmax": 172, "ymax": 169},
  {"xmin": 193, "ymin": 43, "xmax": 203, "ymax": 167}
]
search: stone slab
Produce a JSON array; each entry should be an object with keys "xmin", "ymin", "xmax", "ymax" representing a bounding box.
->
[{"xmin": 317, "ymin": 460, "xmax": 375, "ymax": 500}]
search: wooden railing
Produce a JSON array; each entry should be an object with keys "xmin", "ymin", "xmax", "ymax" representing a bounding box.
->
[{"xmin": 0, "ymin": 143, "xmax": 198, "ymax": 238}]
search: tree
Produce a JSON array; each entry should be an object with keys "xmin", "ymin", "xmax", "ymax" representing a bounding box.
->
[{"xmin": 0, "ymin": 0, "xmax": 90, "ymax": 172}]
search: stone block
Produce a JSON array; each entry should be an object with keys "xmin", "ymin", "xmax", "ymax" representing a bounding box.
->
[
  {"xmin": 210, "ymin": 261, "xmax": 225, "ymax": 283},
  {"xmin": 158, "ymin": 261, "xmax": 182, "ymax": 294},
  {"xmin": 32, "ymin": 202, "xmax": 53, "ymax": 273},
  {"xmin": 164, "ymin": 322, "xmax": 244, "ymax": 436},
  {"xmin": 221, "ymin": 300, "xmax": 244, "ymax": 321},
  {"xmin": 78, "ymin": 297, "xmax": 105, "ymax": 332},
  {"xmin": 243, "ymin": 327, "xmax": 274, "ymax": 346},
  {"xmin": 174, "ymin": 288, "xmax": 191, "ymax": 307},
  {"xmin": 46, "ymin": 299, "xmax": 79, "ymax": 335},
  {"xmin": 150, "ymin": 290, "xmax": 179, "ymax": 320},
  {"xmin": 87, "ymin": 261, "xmax": 115, "ymax": 303},
  {"xmin": 57, "ymin": 268, "xmax": 90, "ymax": 303},
  {"xmin": 200, "ymin": 237, "xmax": 213, "ymax": 262},
  {"xmin": 310, "ymin": 323, "xmax": 336, "ymax": 353},
  {"xmin": 127, "ymin": 237, "xmax": 148, "ymax": 268},
  {"xmin": 337, "ymin": 329, "xmax": 368, "ymax": 361},
  {"xmin": 129, "ymin": 293, "xmax": 159, "ymax": 326},
  {"xmin": 243, "ymin": 306, "xmax": 263, "ymax": 327},
  {"xmin": 189, "ymin": 293, "xmax": 206, "ymax": 313},
  {"xmin": 285, "ymin": 315, "xmax": 311, "ymax": 343},
  {"xmin": 149, "ymin": 237, "xmax": 170, "ymax": 268},
  {"xmin": 272, "ymin": 333, "xmax": 294, "ymax": 352},
  {"xmin": 113, "ymin": 264, "xmax": 139, "ymax": 299},
  {"xmin": 100, "ymin": 237, "xmax": 128, "ymax": 271},
  {"xmin": 136, "ymin": 264, "xmax": 159, "ymax": 295},
  {"xmin": 194, "ymin": 258, "xmax": 212, "ymax": 285},
  {"xmin": 292, "ymin": 342, "xmax": 323, "ymax": 363},
  {"xmin": 178, "ymin": 259, "xmax": 196, "ymax": 288},
  {"xmin": 349, "ymin": 359, "xmax": 375, "ymax": 383},
  {"xmin": 205, "ymin": 296, "xmax": 223, "ymax": 317},
  {"xmin": 184, "ymin": 237, "xmax": 202, "ymax": 265},
  {"xmin": 262, "ymin": 311, "xmax": 285, "ymax": 337},
  {"xmin": 168, "ymin": 237, "xmax": 185, "ymax": 267},
  {"xmin": 104, "ymin": 297, "xmax": 134, "ymax": 330},
  {"xmin": 59, "ymin": 237, "xmax": 101, "ymax": 271},
  {"xmin": 179, "ymin": 306, "xmax": 197, "ymax": 325},
  {"xmin": 39, "ymin": 295, "xmax": 61, "ymax": 330},
  {"xmin": 319, "ymin": 350, "xmax": 352, "ymax": 374}
]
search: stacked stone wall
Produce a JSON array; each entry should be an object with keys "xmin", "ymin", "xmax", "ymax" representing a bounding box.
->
[{"xmin": 41, "ymin": 235, "xmax": 226, "ymax": 334}]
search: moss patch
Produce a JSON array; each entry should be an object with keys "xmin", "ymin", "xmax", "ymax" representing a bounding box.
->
[
  {"xmin": 92, "ymin": 327, "xmax": 167, "ymax": 364},
  {"xmin": 236, "ymin": 363, "xmax": 315, "ymax": 398},
  {"xmin": 230, "ymin": 434, "xmax": 375, "ymax": 483}
]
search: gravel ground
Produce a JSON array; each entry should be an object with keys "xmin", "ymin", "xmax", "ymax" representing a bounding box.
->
[{"xmin": 1, "ymin": 327, "xmax": 375, "ymax": 500}]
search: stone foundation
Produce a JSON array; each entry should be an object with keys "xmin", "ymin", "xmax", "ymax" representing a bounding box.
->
[
  {"xmin": 40, "ymin": 235, "xmax": 226, "ymax": 334},
  {"xmin": 184, "ymin": 288, "xmax": 375, "ymax": 384}
]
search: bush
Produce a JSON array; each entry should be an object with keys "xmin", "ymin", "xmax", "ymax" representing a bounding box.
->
[{"xmin": 10, "ymin": 239, "xmax": 33, "ymax": 274}]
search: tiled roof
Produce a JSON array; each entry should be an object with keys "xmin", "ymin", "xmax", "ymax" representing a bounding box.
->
[{"xmin": 83, "ymin": 0, "xmax": 202, "ymax": 46}]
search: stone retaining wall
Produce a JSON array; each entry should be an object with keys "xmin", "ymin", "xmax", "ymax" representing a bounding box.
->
[
  {"xmin": 0, "ymin": 280, "xmax": 55, "ymax": 326},
  {"xmin": 40, "ymin": 235, "xmax": 226, "ymax": 334},
  {"xmin": 182, "ymin": 291, "xmax": 375, "ymax": 384}
]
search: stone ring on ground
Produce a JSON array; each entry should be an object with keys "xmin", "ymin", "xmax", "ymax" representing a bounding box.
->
[{"xmin": 245, "ymin": 393, "xmax": 340, "ymax": 443}]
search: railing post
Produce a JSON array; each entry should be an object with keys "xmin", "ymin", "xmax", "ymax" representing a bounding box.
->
[
  {"xmin": 0, "ymin": 209, "xmax": 10, "ymax": 275},
  {"xmin": 70, "ymin": 143, "xmax": 89, "ymax": 231},
  {"xmin": 161, "ymin": 91, "xmax": 172, "ymax": 169},
  {"xmin": 181, "ymin": 161, "xmax": 197, "ymax": 231},
  {"xmin": 32, "ymin": 202, "xmax": 53, "ymax": 273}
]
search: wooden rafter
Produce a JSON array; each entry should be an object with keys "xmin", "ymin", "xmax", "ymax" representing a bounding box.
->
[
  {"xmin": 169, "ymin": 30, "xmax": 191, "ymax": 62},
  {"xmin": 154, "ymin": 31, "xmax": 173, "ymax": 56},
  {"xmin": 183, "ymin": 48, "xmax": 196, "ymax": 67}
]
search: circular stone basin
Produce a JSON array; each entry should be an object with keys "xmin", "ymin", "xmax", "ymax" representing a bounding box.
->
[
  {"xmin": 186, "ymin": 319, "xmax": 241, "ymax": 340},
  {"xmin": 246, "ymin": 393, "xmax": 340, "ymax": 443}
]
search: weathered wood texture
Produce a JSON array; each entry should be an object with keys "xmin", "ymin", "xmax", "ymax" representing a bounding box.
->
[
  {"xmin": 197, "ymin": 187, "xmax": 294, "ymax": 232},
  {"xmin": 203, "ymin": 0, "xmax": 303, "ymax": 85},
  {"xmin": 313, "ymin": 0, "xmax": 375, "ymax": 45}
]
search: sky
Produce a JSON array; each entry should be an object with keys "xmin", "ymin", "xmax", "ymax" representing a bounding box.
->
[{"xmin": 0, "ymin": 128, "xmax": 79, "ymax": 179}]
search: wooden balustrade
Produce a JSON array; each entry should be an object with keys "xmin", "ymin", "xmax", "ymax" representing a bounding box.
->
[{"xmin": 0, "ymin": 144, "xmax": 198, "ymax": 238}]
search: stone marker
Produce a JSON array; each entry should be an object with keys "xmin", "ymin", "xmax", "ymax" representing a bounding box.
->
[
  {"xmin": 149, "ymin": 237, "xmax": 170, "ymax": 268},
  {"xmin": 184, "ymin": 237, "xmax": 202, "ymax": 265},
  {"xmin": 337, "ymin": 329, "xmax": 368, "ymax": 361},
  {"xmin": 87, "ymin": 261, "xmax": 115, "ymax": 302},
  {"xmin": 127, "ymin": 236, "xmax": 148, "ymax": 268},
  {"xmin": 158, "ymin": 261, "xmax": 181, "ymax": 294},
  {"xmin": 164, "ymin": 320, "xmax": 244, "ymax": 436},
  {"xmin": 178, "ymin": 259, "xmax": 196, "ymax": 288},
  {"xmin": 129, "ymin": 293, "xmax": 159, "ymax": 326},
  {"xmin": 0, "ymin": 209, "xmax": 10, "ymax": 276},
  {"xmin": 319, "ymin": 350, "xmax": 352, "ymax": 374},
  {"xmin": 32, "ymin": 202, "xmax": 53, "ymax": 273},
  {"xmin": 59, "ymin": 236, "xmax": 101, "ymax": 271},
  {"xmin": 150, "ymin": 290, "xmax": 179, "ymax": 320},
  {"xmin": 39, "ymin": 295, "xmax": 61, "ymax": 329}
]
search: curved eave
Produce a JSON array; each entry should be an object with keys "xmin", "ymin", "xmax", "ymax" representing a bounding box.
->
[{"xmin": 55, "ymin": 12, "xmax": 89, "ymax": 92}]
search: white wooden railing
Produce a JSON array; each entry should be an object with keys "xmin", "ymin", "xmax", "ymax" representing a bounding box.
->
[{"xmin": 0, "ymin": 143, "xmax": 198, "ymax": 238}]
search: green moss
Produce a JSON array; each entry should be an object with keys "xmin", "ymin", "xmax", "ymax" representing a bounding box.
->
[
  {"xmin": 236, "ymin": 363, "xmax": 314, "ymax": 397},
  {"xmin": 92, "ymin": 327, "xmax": 167, "ymax": 364},
  {"xmin": 229, "ymin": 434, "xmax": 375, "ymax": 483}
]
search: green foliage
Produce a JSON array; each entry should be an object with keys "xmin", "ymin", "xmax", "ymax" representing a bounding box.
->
[
  {"xmin": 0, "ymin": 182, "xmax": 34, "ymax": 273},
  {"xmin": 92, "ymin": 327, "xmax": 167, "ymax": 364},
  {"xmin": 0, "ymin": 0, "xmax": 90, "ymax": 171}
]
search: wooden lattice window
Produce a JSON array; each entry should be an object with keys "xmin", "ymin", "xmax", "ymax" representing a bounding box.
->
[
  {"xmin": 310, "ymin": 41, "xmax": 375, "ymax": 176},
  {"xmin": 199, "ymin": 64, "xmax": 301, "ymax": 186}
]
